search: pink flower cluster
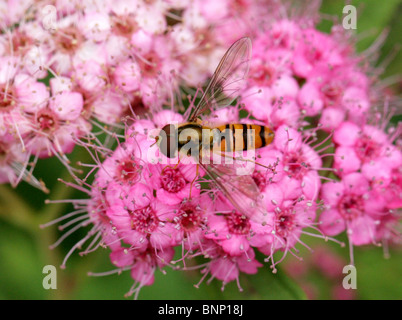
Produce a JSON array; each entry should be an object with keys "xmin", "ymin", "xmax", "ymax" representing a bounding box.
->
[
  {"xmin": 59, "ymin": 107, "xmax": 400, "ymax": 297},
  {"xmin": 240, "ymin": 17, "xmax": 402, "ymax": 263},
  {"xmin": 2, "ymin": 0, "xmax": 253, "ymax": 189},
  {"xmin": 20, "ymin": 0, "xmax": 399, "ymax": 298},
  {"xmin": 69, "ymin": 111, "xmax": 323, "ymax": 297}
]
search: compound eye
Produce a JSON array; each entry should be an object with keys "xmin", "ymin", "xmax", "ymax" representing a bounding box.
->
[
  {"xmin": 159, "ymin": 124, "xmax": 178, "ymax": 158},
  {"xmin": 161, "ymin": 124, "xmax": 176, "ymax": 137}
]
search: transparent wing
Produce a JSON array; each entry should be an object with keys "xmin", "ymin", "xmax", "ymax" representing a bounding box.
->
[
  {"xmin": 199, "ymin": 161, "xmax": 270, "ymax": 226},
  {"xmin": 188, "ymin": 37, "xmax": 252, "ymax": 122}
]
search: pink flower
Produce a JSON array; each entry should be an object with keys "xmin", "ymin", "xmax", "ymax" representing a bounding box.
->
[
  {"xmin": 49, "ymin": 21, "xmax": 86, "ymax": 75},
  {"xmin": 0, "ymin": 0, "xmax": 32, "ymax": 27},
  {"xmin": 198, "ymin": 0, "xmax": 229, "ymax": 23},
  {"xmin": 333, "ymin": 122, "xmax": 401, "ymax": 178},
  {"xmin": 152, "ymin": 109, "xmax": 184, "ymax": 128},
  {"xmin": 209, "ymin": 249, "xmax": 262, "ymax": 289},
  {"xmin": 130, "ymin": 246, "xmax": 175, "ymax": 287},
  {"xmin": 106, "ymin": 182, "xmax": 178, "ymax": 250},
  {"xmin": 253, "ymin": 194, "xmax": 317, "ymax": 271},
  {"xmin": 298, "ymin": 66, "xmax": 370, "ymax": 119},
  {"xmin": 49, "ymin": 91, "xmax": 83, "ymax": 121},
  {"xmin": 377, "ymin": 167, "xmax": 402, "ymax": 210},
  {"xmin": 50, "ymin": 76, "xmax": 73, "ymax": 94},
  {"xmin": 80, "ymin": 11, "xmax": 111, "ymax": 42},
  {"xmin": 148, "ymin": 163, "xmax": 200, "ymax": 205},
  {"xmin": 112, "ymin": 59, "xmax": 141, "ymax": 92},
  {"xmin": 90, "ymin": 90, "xmax": 126, "ymax": 124},
  {"xmin": 319, "ymin": 173, "xmax": 380, "ymax": 246},
  {"xmin": 195, "ymin": 244, "xmax": 262, "ymax": 291},
  {"xmin": 171, "ymin": 195, "xmax": 210, "ymax": 252},
  {"xmin": 204, "ymin": 196, "xmax": 273, "ymax": 256},
  {"xmin": 95, "ymin": 143, "xmax": 146, "ymax": 189},
  {"xmin": 319, "ymin": 107, "xmax": 345, "ymax": 131},
  {"xmin": 297, "ymin": 81, "xmax": 324, "ymax": 116},
  {"xmin": 130, "ymin": 34, "xmax": 181, "ymax": 108},
  {"xmin": 0, "ymin": 56, "xmax": 19, "ymax": 84},
  {"xmin": 169, "ymin": 24, "xmax": 197, "ymax": 54},
  {"xmin": 293, "ymin": 29, "xmax": 345, "ymax": 78},
  {"xmin": 110, "ymin": 244, "xmax": 175, "ymax": 299},
  {"xmin": 242, "ymin": 89, "xmax": 301, "ymax": 129},
  {"xmin": 27, "ymin": 91, "xmax": 88, "ymax": 158},
  {"xmin": 21, "ymin": 43, "xmax": 50, "ymax": 79},
  {"xmin": 1, "ymin": 73, "xmax": 49, "ymax": 114},
  {"xmin": 374, "ymin": 212, "xmax": 401, "ymax": 249},
  {"xmin": 132, "ymin": 0, "xmax": 168, "ymax": 34},
  {"xmin": 242, "ymin": 35, "xmax": 300, "ymax": 127},
  {"xmin": 75, "ymin": 60, "xmax": 108, "ymax": 93},
  {"xmin": 262, "ymin": 125, "xmax": 323, "ymax": 200},
  {"xmin": 0, "ymin": 139, "xmax": 30, "ymax": 186},
  {"xmin": 263, "ymin": 19, "xmax": 301, "ymax": 50}
]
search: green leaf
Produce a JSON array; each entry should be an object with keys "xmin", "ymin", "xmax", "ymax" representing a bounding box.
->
[
  {"xmin": 377, "ymin": 4, "xmax": 402, "ymax": 79},
  {"xmin": 353, "ymin": 247, "xmax": 402, "ymax": 299},
  {"xmin": 0, "ymin": 220, "xmax": 46, "ymax": 299}
]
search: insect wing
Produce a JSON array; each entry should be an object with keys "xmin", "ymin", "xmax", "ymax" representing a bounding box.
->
[
  {"xmin": 188, "ymin": 37, "xmax": 252, "ymax": 122},
  {"xmin": 199, "ymin": 161, "xmax": 270, "ymax": 226}
]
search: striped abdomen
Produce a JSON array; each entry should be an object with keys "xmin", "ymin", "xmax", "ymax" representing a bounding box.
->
[{"xmin": 212, "ymin": 124, "xmax": 274, "ymax": 152}]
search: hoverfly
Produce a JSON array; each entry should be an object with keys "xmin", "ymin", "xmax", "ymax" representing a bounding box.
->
[{"xmin": 155, "ymin": 37, "xmax": 274, "ymax": 225}]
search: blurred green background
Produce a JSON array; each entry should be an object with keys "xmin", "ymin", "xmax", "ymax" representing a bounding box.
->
[{"xmin": 0, "ymin": 0, "xmax": 401, "ymax": 300}]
